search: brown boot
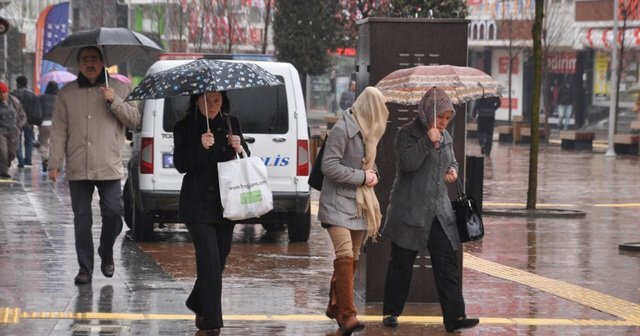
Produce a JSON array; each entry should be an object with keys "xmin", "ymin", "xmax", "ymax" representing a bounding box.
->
[
  {"xmin": 327, "ymin": 258, "xmax": 359, "ymax": 327},
  {"xmin": 334, "ymin": 256, "xmax": 365, "ymax": 335},
  {"xmin": 325, "ymin": 270, "xmax": 340, "ymax": 326}
]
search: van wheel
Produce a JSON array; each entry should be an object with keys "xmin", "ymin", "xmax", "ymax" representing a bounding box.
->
[
  {"xmin": 132, "ymin": 206, "xmax": 155, "ymax": 242},
  {"xmin": 287, "ymin": 210, "xmax": 311, "ymax": 242},
  {"xmin": 123, "ymin": 178, "xmax": 133, "ymax": 229}
]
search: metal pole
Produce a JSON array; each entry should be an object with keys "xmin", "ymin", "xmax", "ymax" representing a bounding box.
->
[
  {"xmin": 605, "ymin": 0, "xmax": 619, "ymax": 157},
  {"xmin": 3, "ymin": 34, "xmax": 6, "ymax": 81}
]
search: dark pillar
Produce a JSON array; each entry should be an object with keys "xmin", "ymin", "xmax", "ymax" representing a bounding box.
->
[
  {"xmin": 465, "ymin": 155, "xmax": 484, "ymax": 212},
  {"xmin": 354, "ymin": 18, "xmax": 469, "ymax": 303}
]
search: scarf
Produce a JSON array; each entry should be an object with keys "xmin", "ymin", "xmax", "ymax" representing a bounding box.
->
[{"xmin": 351, "ymin": 87, "xmax": 389, "ymax": 241}]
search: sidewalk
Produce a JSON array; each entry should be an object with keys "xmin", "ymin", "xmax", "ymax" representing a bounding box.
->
[{"xmin": 0, "ymin": 140, "xmax": 639, "ymax": 335}]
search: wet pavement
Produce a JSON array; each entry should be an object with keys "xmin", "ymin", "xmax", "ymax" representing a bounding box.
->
[{"xmin": 1, "ymin": 137, "xmax": 639, "ymax": 336}]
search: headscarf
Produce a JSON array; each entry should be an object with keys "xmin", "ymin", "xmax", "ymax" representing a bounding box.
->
[
  {"xmin": 418, "ymin": 87, "xmax": 455, "ymax": 127},
  {"xmin": 351, "ymin": 86, "xmax": 389, "ymax": 241}
]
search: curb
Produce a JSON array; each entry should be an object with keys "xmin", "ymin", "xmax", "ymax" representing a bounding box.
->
[
  {"xmin": 482, "ymin": 208, "xmax": 587, "ymax": 218},
  {"xmin": 619, "ymin": 242, "xmax": 640, "ymax": 252}
]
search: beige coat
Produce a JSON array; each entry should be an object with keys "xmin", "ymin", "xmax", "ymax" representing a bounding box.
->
[{"xmin": 49, "ymin": 79, "xmax": 139, "ymax": 181}]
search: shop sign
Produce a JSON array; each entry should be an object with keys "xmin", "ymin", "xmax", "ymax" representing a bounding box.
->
[{"xmin": 547, "ymin": 52, "xmax": 576, "ymax": 74}]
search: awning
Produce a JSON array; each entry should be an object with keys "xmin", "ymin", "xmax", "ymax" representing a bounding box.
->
[{"xmin": 581, "ymin": 27, "xmax": 640, "ymax": 49}]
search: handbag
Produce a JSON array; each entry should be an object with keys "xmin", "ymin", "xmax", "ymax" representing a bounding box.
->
[
  {"xmin": 217, "ymin": 151, "xmax": 273, "ymax": 220},
  {"xmin": 450, "ymin": 179, "xmax": 484, "ymax": 243},
  {"xmin": 308, "ymin": 134, "xmax": 328, "ymax": 191}
]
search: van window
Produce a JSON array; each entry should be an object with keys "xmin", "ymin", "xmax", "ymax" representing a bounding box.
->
[{"xmin": 162, "ymin": 75, "xmax": 288, "ymax": 134}]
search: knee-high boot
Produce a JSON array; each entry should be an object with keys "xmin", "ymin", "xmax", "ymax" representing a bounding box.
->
[
  {"xmin": 326, "ymin": 259, "xmax": 358, "ymax": 326},
  {"xmin": 334, "ymin": 256, "xmax": 364, "ymax": 335}
]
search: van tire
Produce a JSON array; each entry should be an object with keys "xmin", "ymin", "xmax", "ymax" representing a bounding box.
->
[
  {"xmin": 132, "ymin": 204, "xmax": 155, "ymax": 242},
  {"xmin": 287, "ymin": 210, "xmax": 311, "ymax": 242},
  {"xmin": 123, "ymin": 178, "xmax": 133, "ymax": 229}
]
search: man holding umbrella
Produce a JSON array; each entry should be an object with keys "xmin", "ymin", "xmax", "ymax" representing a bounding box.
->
[{"xmin": 48, "ymin": 46, "xmax": 139, "ymax": 285}]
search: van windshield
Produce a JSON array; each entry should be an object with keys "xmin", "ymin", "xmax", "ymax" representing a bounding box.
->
[{"xmin": 162, "ymin": 76, "xmax": 288, "ymax": 134}]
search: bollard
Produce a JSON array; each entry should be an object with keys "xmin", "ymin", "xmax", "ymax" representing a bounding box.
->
[{"xmin": 465, "ymin": 155, "xmax": 484, "ymax": 212}]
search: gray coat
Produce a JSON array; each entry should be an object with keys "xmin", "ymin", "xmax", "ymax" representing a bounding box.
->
[
  {"xmin": 317, "ymin": 111, "xmax": 367, "ymax": 230},
  {"xmin": 382, "ymin": 117, "xmax": 461, "ymax": 251}
]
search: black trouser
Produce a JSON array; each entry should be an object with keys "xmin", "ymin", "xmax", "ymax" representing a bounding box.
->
[
  {"xmin": 185, "ymin": 221, "xmax": 235, "ymax": 329},
  {"xmin": 69, "ymin": 180, "xmax": 124, "ymax": 275},
  {"xmin": 383, "ymin": 219, "xmax": 465, "ymax": 323},
  {"xmin": 477, "ymin": 116, "xmax": 495, "ymax": 155}
]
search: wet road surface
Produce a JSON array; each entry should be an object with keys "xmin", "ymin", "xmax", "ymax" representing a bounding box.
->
[{"xmin": 1, "ymin": 138, "xmax": 639, "ymax": 335}]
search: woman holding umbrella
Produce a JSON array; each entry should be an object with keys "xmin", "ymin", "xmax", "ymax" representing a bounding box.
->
[
  {"xmin": 173, "ymin": 90, "xmax": 249, "ymax": 335},
  {"xmin": 380, "ymin": 87, "xmax": 479, "ymax": 332}
]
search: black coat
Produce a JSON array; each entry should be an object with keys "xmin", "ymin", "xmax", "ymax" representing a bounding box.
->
[{"xmin": 173, "ymin": 110, "xmax": 250, "ymax": 225}]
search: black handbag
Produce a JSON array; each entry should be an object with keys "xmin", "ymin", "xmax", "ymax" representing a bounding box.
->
[
  {"xmin": 450, "ymin": 179, "xmax": 484, "ymax": 243},
  {"xmin": 308, "ymin": 135, "xmax": 328, "ymax": 191}
]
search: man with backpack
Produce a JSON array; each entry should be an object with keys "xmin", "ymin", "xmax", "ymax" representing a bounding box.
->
[{"xmin": 13, "ymin": 76, "xmax": 41, "ymax": 168}]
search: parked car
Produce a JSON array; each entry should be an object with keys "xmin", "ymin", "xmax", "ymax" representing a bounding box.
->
[{"xmin": 123, "ymin": 57, "xmax": 311, "ymax": 242}]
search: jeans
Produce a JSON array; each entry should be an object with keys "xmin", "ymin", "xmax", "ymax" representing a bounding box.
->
[
  {"xmin": 557, "ymin": 104, "xmax": 572, "ymax": 130},
  {"xmin": 17, "ymin": 125, "xmax": 34, "ymax": 166}
]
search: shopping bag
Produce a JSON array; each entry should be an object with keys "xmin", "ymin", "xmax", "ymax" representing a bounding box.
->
[
  {"xmin": 218, "ymin": 154, "xmax": 273, "ymax": 220},
  {"xmin": 450, "ymin": 180, "xmax": 484, "ymax": 243}
]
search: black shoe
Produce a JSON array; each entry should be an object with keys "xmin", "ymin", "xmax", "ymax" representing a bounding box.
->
[
  {"xmin": 382, "ymin": 315, "xmax": 398, "ymax": 328},
  {"xmin": 445, "ymin": 318, "xmax": 479, "ymax": 332},
  {"xmin": 17, "ymin": 164, "xmax": 24, "ymax": 168},
  {"xmin": 98, "ymin": 247, "xmax": 115, "ymax": 278},
  {"xmin": 74, "ymin": 271, "xmax": 92, "ymax": 284},
  {"xmin": 42, "ymin": 160, "xmax": 48, "ymax": 173},
  {"xmin": 0, "ymin": 172, "xmax": 11, "ymax": 179}
]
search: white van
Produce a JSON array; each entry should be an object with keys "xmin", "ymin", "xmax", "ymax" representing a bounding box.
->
[{"xmin": 123, "ymin": 58, "xmax": 311, "ymax": 242}]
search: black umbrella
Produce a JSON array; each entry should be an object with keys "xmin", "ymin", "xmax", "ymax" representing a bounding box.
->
[
  {"xmin": 44, "ymin": 27, "xmax": 162, "ymax": 67},
  {"xmin": 125, "ymin": 59, "xmax": 283, "ymax": 131},
  {"xmin": 125, "ymin": 58, "xmax": 283, "ymax": 101}
]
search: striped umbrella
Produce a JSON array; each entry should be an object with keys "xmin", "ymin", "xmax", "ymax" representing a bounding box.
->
[{"xmin": 376, "ymin": 65, "xmax": 504, "ymax": 105}]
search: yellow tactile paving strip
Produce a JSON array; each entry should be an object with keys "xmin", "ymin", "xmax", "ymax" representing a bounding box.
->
[
  {"xmin": 1, "ymin": 201, "xmax": 638, "ymax": 327},
  {"xmin": 463, "ymin": 253, "xmax": 640, "ymax": 325}
]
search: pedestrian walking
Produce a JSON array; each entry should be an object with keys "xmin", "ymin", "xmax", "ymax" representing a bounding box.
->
[
  {"xmin": 173, "ymin": 91, "xmax": 249, "ymax": 335},
  {"xmin": 557, "ymin": 81, "xmax": 573, "ymax": 130},
  {"xmin": 0, "ymin": 81, "xmax": 26, "ymax": 179},
  {"xmin": 472, "ymin": 95, "xmax": 501, "ymax": 156},
  {"xmin": 381, "ymin": 87, "xmax": 479, "ymax": 333},
  {"xmin": 339, "ymin": 80, "xmax": 356, "ymax": 112},
  {"xmin": 37, "ymin": 81, "xmax": 58, "ymax": 172},
  {"xmin": 13, "ymin": 75, "xmax": 40, "ymax": 168},
  {"xmin": 48, "ymin": 46, "xmax": 139, "ymax": 285},
  {"xmin": 319, "ymin": 86, "xmax": 389, "ymax": 335}
]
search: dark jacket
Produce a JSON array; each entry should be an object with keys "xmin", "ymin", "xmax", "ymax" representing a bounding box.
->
[
  {"xmin": 173, "ymin": 110, "xmax": 250, "ymax": 225},
  {"xmin": 473, "ymin": 96, "xmax": 500, "ymax": 118},
  {"xmin": 382, "ymin": 117, "xmax": 461, "ymax": 251},
  {"xmin": 38, "ymin": 93, "xmax": 56, "ymax": 122},
  {"xmin": 13, "ymin": 87, "xmax": 39, "ymax": 125},
  {"xmin": 558, "ymin": 85, "xmax": 573, "ymax": 105}
]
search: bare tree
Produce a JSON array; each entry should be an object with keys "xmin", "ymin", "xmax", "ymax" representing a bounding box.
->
[
  {"xmin": 527, "ymin": 0, "xmax": 544, "ymax": 210},
  {"xmin": 541, "ymin": 1, "xmax": 573, "ymax": 134}
]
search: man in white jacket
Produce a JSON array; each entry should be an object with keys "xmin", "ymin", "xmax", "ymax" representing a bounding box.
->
[{"xmin": 49, "ymin": 46, "xmax": 139, "ymax": 285}]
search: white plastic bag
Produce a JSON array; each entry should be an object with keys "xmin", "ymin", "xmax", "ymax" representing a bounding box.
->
[{"xmin": 217, "ymin": 154, "xmax": 273, "ymax": 220}]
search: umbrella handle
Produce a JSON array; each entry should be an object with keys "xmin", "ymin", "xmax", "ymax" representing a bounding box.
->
[
  {"xmin": 104, "ymin": 68, "xmax": 109, "ymax": 88},
  {"xmin": 433, "ymin": 89, "xmax": 439, "ymax": 149}
]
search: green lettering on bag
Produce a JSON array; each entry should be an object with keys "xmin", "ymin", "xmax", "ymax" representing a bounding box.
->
[{"xmin": 240, "ymin": 190, "xmax": 263, "ymax": 204}]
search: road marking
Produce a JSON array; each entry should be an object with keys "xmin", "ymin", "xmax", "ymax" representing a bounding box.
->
[
  {"xmin": 463, "ymin": 253, "xmax": 640, "ymax": 324},
  {"xmin": 2, "ymin": 308, "xmax": 639, "ymax": 327},
  {"xmin": 483, "ymin": 202, "xmax": 640, "ymax": 208}
]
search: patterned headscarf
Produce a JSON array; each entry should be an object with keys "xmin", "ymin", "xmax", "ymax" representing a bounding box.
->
[
  {"xmin": 418, "ymin": 87, "xmax": 455, "ymax": 127},
  {"xmin": 351, "ymin": 86, "xmax": 389, "ymax": 241}
]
